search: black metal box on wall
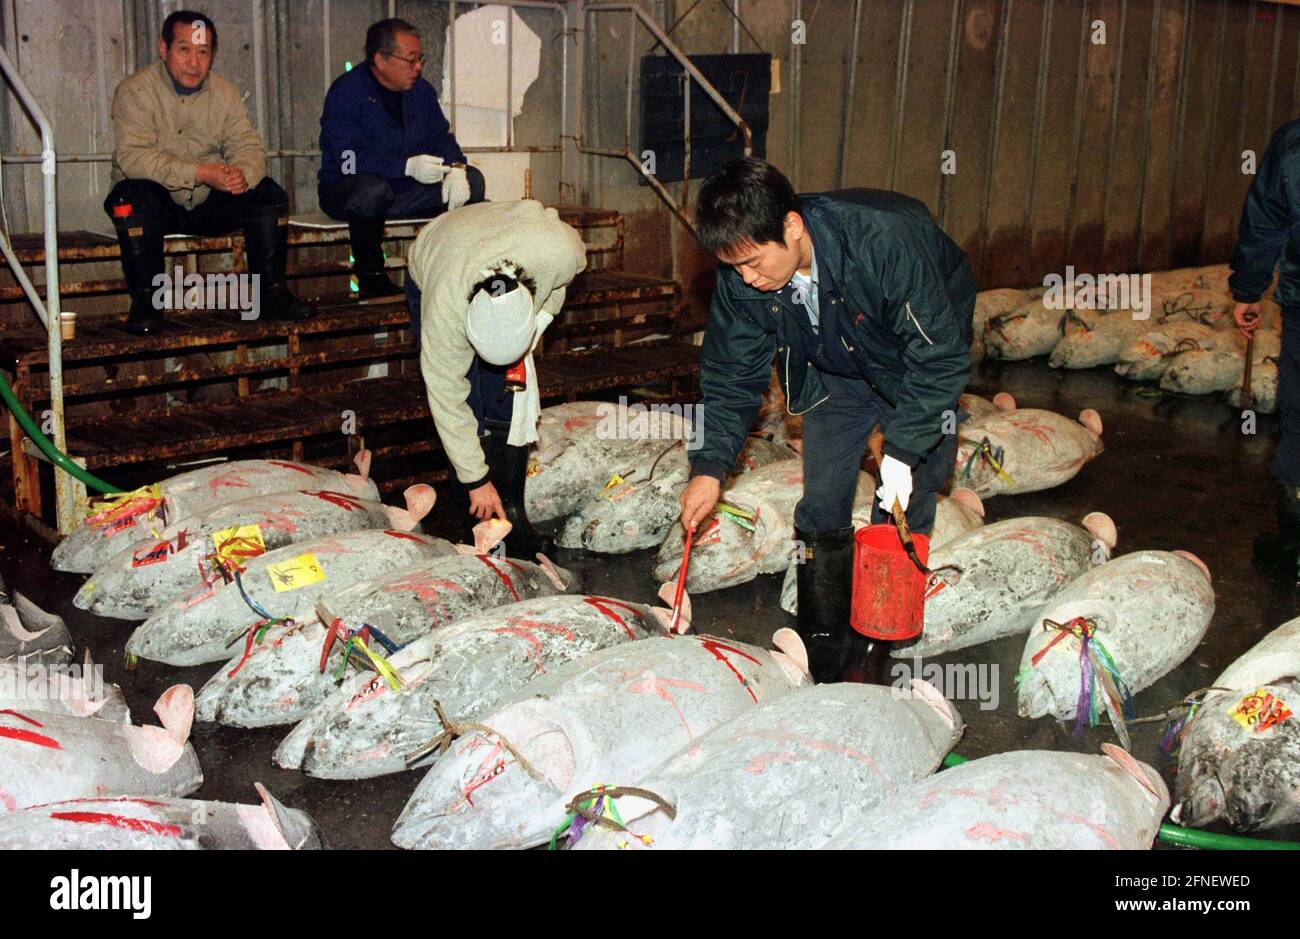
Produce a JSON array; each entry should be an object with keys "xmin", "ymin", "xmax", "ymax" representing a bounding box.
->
[{"xmin": 639, "ymin": 53, "xmax": 770, "ymax": 184}]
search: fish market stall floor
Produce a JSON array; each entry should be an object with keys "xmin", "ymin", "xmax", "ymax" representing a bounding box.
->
[{"xmin": 2, "ymin": 357, "xmax": 1297, "ymax": 849}]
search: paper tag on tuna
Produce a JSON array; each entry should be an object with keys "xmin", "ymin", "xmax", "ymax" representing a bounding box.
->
[
  {"xmin": 212, "ymin": 524, "xmax": 266, "ymax": 568},
  {"xmin": 1229, "ymin": 688, "xmax": 1293, "ymax": 733},
  {"xmin": 266, "ymin": 553, "xmax": 326, "ymax": 593}
]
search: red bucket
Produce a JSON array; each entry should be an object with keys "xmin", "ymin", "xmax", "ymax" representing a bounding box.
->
[{"xmin": 850, "ymin": 523, "xmax": 929, "ymax": 641}]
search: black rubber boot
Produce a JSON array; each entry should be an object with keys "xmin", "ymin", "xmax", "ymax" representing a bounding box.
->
[
  {"xmin": 112, "ymin": 215, "xmax": 166, "ymax": 336},
  {"xmin": 482, "ymin": 420, "xmax": 555, "ymax": 558},
  {"xmin": 246, "ymin": 208, "xmax": 314, "ymax": 321},
  {"xmin": 1253, "ymin": 480, "xmax": 1300, "ymax": 581},
  {"xmin": 841, "ymin": 631, "xmax": 892, "ymax": 685},
  {"xmin": 794, "ymin": 527, "xmax": 855, "ymax": 683},
  {"xmin": 349, "ymin": 220, "xmax": 403, "ymax": 299}
]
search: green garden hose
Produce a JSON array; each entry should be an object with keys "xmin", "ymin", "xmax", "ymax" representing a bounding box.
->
[{"xmin": 0, "ymin": 367, "xmax": 120, "ymax": 494}]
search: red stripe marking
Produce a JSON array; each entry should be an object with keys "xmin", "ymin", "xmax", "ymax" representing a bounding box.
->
[
  {"xmin": 25, "ymin": 797, "xmax": 171, "ymax": 810},
  {"xmin": 267, "ymin": 461, "xmax": 317, "ymax": 476},
  {"xmin": 384, "ymin": 529, "xmax": 426, "ymax": 542},
  {"xmin": 504, "ymin": 559, "xmax": 528, "ymax": 574},
  {"xmin": 48, "ymin": 811, "xmax": 182, "ymax": 838},
  {"xmin": 302, "ymin": 490, "xmax": 365, "ymax": 511},
  {"xmin": 0, "ymin": 726, "xmax": 63, "ymax": 749},
  {"xmin": 582, "ymin": 597, "xmax": 638, "ymax": 639},
  {"xmin": 697, "ymin": 637, "xmax": 761, "ymax": 702},
  {"xmin": 477, "ymin": 555, "xmax": 520, "ymax": 601},
  {"xmin": 0, "ymin": 709, "xmax": 44, "ymax": 727}
]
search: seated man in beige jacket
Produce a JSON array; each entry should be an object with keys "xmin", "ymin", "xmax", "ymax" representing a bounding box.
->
[
  {"xmin": 406, "ymin": 200, "xmax": 586, "ymax": 557},
  {"xmin": 104, "ymin": 10, "xmax": 312, "ymax": 334}
]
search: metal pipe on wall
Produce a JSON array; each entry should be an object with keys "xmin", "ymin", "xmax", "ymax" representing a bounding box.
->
[
  {"xmin": 978, "ymin": 0, "xmax": 1014, "ymax": 278},
  {"xmin": 790, "ymin": 0, "xmax": 802, "ymax": 189},
  {"xmin": 888, "ymin": 0, "xmax": 913, "ymax": 192},
  {"xmin": 122, "ymin": 0, "xmax": 138, "ymax": 73},
  {"xmin": 252, "ymin": 0, "xmax": 267, "ymax": 142},
  {"xmin": 1098, "ymin": 0, "xmax": 1127, "ymax": 254},
  {"xmin": 1022, "ymin": 0, "xmax": 1053, "ymax": 267},
  {"xmin": 937, "ymin": 0, "xmax": 961, "ymax": 230},
  {"xmin": 837, "ymin": 0, "xmax": 861, "ymax": 189},
  {"xmin": 1134, "ymin": 0, "xmax": 1159, "ymax": 267},
  {"xmin": 323, "ymin": 0, "xmax": 332, "ymax": 98}
]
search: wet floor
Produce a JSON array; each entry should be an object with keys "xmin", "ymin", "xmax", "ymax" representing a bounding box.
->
[{"xmin": 2, "ymin": 356, "xmax": 1297, "ymax": 849}]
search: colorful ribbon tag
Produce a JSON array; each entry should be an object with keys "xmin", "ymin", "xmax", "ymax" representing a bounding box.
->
[
  {"xmin": 211, "ymin": 524, "xmax": 266, "ymax": 570},
  {"xmin": 1229, "ymin": 688, "xmax": 1293, "ymax": 733}
]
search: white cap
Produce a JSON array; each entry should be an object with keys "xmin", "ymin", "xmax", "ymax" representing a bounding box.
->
[{"xmin": 466, "ymin": 278, "xmax": 536, "ymax": 365}]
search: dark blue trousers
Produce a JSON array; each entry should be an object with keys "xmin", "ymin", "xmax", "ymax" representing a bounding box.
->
[
  {"xmin": 1272, "ymin": 312, "xmax": 1300, "ymax": 485},
  {"xmin": 795, "ymin": 371, "xmax": 958, "ymax": 535}
]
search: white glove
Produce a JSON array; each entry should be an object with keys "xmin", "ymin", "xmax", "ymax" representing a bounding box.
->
[
  {"xmin": 876, "ymin": 454, "xmax": 913, "ymax": 515},
  {"xmin": 405, "ymin": 154, "xmax": 449, "ymax": 185},
  {"xmin": 442, "ymin": 166, "xmax": 471, "ymax": 210}
]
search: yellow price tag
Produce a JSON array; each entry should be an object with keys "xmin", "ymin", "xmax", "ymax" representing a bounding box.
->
[
  {"xmin": 211, "ymin": 524, "xmax": 266, "ymax": 568},
  {"xmin": 266, "ymin": 553, "xmax": 326, "ymax": 593},
  {"xmin": 1228, "ymin": 688, "xmax": 1293, "ymax": 733}
]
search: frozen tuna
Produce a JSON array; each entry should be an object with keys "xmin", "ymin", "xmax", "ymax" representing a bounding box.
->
[
  {"xmin": 127, "ymin": 529, "xmax": 458, "ymax": 667},
  {"xmin": 1114, "ymin": 322, "xmax": 1221, "ymax": 382},
  {"xmin": 982, "ymin": 301, "xmax": 1067, "ymax": 361},
  {"xmin": 75, "ymin": 485, "xmax": 436, "ymax": 620},
  {"xmin": 0, "ymin": 685, "xmax": 202, "ymax": 812},
  {"xmin": 52, "ymin": 453, "xmax": 379, "ymax": 574},
  {"xmin": 0, "ymin": 580, "xmax": 71, "ymax": 665},
  {"xmin": 1172, "ymin": 616, "xmax": 1300, "ymax": 832},
  {"xmin": 1227, "ymin": 356, "xmax": 1279, "ymax": 414},
  {"xmin": 1049, "ymin": 311, "xmax": 1156, "ymax": 369},
  {"xmin": 526, "ymin": 401, "xmax": 693, "ymax": 523},
  {"xmin": 1017, "ymin": 550, "xmax": 1215, "ymax": 742},
  {"xmin": 558, "ymin": 437, "xmax": 796, "ymax": 554},
  {"xmin": 0, "ymin": 652, "xmax": 130, "ymax": 724},
  {"xmin": 653, "ymin": 463, "xmax": 875, "ymax": 594},
  {"xmin": 194, "ymin": 553, "xmax": 578, "ymax": 728},
  {"xmin": 0, "ymin": 783, "xmax": 321, "ymax": 850},
  {"xmin": 953, "ymin": 396, "xmax": 1104, "ymax": 497},
  {"xmin": 824, "ymin": 746, "xmax": 1168, "ymax": 849},
  {"xmin": 276, "ymin": 594, "xmax": 669, "ymax": 779},
  {"xmin": 391, "ymin": 630, "xmax": 809, "ymax": 850},
  {"xmin": 893, "ymin": 512, "xmax": 1116, "ymax": 658},
  {"xmin": 1160, "ymin": 329, "xmax": 1278, "ymax": 396},
  {"xmin": 570, "ymin": 680, "xmax": 963, "ymax": 851}
]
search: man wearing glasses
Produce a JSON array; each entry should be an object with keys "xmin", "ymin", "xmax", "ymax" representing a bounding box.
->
[{"xmin": 319, "ymin": 18, "xmax": 486, "ymax": 299}]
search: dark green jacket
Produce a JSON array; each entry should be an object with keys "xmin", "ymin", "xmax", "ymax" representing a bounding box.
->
[
  {"xmin": 689, "ymin": 189, "xmax": 977, "ymax": 481},
  {"xmin": 1231, "ymin": 119, "xmax": 1300, "ymax": 307}
]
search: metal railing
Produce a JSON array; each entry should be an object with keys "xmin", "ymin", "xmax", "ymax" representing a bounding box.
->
[
  {"xmin": 581, "ymin": 2, "xmax": 752, "ymax": 234},
  {"xmin": 0, "ymin": 42, "xmax": 75, "ymax": 533}
]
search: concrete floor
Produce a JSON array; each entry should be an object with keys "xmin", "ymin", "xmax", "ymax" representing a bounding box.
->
[{"xmin": 3, "ymin": 357, "xmax": 1298, "ymax": 849}]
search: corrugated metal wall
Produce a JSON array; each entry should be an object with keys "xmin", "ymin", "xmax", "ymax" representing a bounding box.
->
[{"xmin": 586, "ymin": 0, "xmax": 1298, "ymax": 296}]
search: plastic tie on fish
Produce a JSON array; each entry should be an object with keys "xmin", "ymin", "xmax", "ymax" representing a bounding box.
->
[
  {"xmin": 86, "ymin": 484, "xmax": 163, "ymax": 532},
  {"xmin": 1020, "ymin": 616, "xmax": 1134, "ymax": 747}
]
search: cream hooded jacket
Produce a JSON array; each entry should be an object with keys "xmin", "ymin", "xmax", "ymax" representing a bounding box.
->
[{"xmin": 408, "ymin": 200, "xmax": 587, "ymax": 485}]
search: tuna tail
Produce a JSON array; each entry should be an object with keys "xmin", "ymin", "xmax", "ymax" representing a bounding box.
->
[
  {"xmin": 342, "ymin": 449, "xmax": 373, "ymax": 493},
  {"xmin": 62, "ymin": 648, "xmax": 110, "ymax": 719},
  {"xmin": 536, "ymin": 554, "xmax": 579, "ymax": 592},
  {"xmin": 1081, "ymin": 512, "xmax": 1118, "ymax": 552},
  {"xmin": 1173, "ymin": 549, "xmax": 1212, "ymax": 583},
  {"xmin": 1100, "ymin": 743, "xmax": 1165, "ymax": 805},
  {"xmin": 252, "ymin": 782, "xmax": 319, "ymax": 850},
  {"xmin": 382, "ymin": 484, "xmax": 438, "ymax": 531},
  {"xmin": 947, "ymin": 487, "xmax": 985, "ymax": 518},
  {"xmin": 473, "ymin": 518, "xmax": 512, "ymax": 554},
  {"xmin": 908, "ymin": 678, "xmax": 962, "ymax": 734},
  {"xmin": 771, "ymin": 627, "xmax": 811, "ymax": 685},
  {"xmin": 125, "ymin": 684, "xmax": 195, "ymax": 774},
  {"xmin": 1078, "ymin": 408, "xmax": 1104, "ymax": 439},
  {"xmin": 992, "ymin": 392, "xmax": 1017, "ymax": 412},
  {"xmin": 5, "ymin": 592, "xmax": 61, "ymax": 643},
  {"xmin": 654, "ymin": 582, "xmax": 692, "ymax": 634}
]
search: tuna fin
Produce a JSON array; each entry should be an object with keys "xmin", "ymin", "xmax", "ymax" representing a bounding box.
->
[
  {"xmin": 342, "ymin": 450, "xmax": 373, "ymax": 493},
  {"xmin": 992, "ymin": 392, "xmax": 1017, "ymax": 412},
  {"xmin": 947, "ymin": 487, "xmax": 985, "ymax": 518},
  {"xmin": 1100, "ymin": 743, "xmax": 1163, "ymax": 803},
  {"xmin": 535, "ymin": 554, "xmax": 570, "ymax": 592},
  {"xmin": 771, "ymin": 627, "xmax": 810, "ymax": 677},
  {"xmin": 1, "ymin": 603, "xmax": 44, "ymax": 642},
  {"xmin": 908, "ymin": 678, "xmax": 961, "ymax": 732},
  {"xmin": 1172, "ymin": 550, "xmax": 1212, "ymax": 582},
  {"xmin": 249, "ymin": 782, "xmax": 298, "ymax": 850},
  {"xmin": 473, "ymin": 518, "xmax": 512, "ymax": 554},
  {"xmin": 453, "ymin": 543, "xmax": 479, "ymax": 556},
  {"xmin": 770, "ymin": 650, "xmax": 809, "ymax": 687},
  {"xmin": 8, "ymin": 592, "xmax": 63, "ymax": 642},
  {"xmin": 62, "ymin": 648, "xmax": 108, "ymax": 718},
  {"xmin": 380, "ymin": 484, "xmax": 436, "ymax": 531},
  {"xmin": 125, "ymin": 685, "xmax": 194, "ymax": 774},
  {"xmin": 656, "ymin": 582, "xmax": 692, "ymax": 634},
  {"xmin": 1081, "ymin": 512, "xmax": 1117, "ymax": 551},
  {"xmin": 1078, "ymin": 408, "xmax": 1104, "ymax": 438}
]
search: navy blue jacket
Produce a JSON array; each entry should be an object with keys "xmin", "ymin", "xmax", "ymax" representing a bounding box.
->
[
  {"xmin": 689, "ymin": 190, "xmax": 976, "ymax": 481},
  {"xmin": 318, "ymin": 66, "xmax": 466, "ymax": 189},
  {"xmin": 1231, "ymin": 119, "xmax": 1300, "ymax": 308}
]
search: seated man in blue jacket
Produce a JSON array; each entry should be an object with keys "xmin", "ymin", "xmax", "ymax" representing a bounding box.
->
[
  {"xmin": 679, "ymin": 157, "xmax": 977, "ymax": 684},
  {"xmin": 318, "ymin": 18, "xmax": 486, "ymax": 299}
]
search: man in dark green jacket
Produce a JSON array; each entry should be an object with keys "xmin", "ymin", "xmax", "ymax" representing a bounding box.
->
[
  {"xmin": 680, "ymin": 157, "xmax": 976, "ymax": 683},
  {"xmin": 1231, "ymin": 118, "xmax": 1300, "ymax": 579}
]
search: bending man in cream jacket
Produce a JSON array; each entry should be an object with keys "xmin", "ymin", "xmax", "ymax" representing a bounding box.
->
[{"xmin": 407, "ymin": 200, "xmax": 586, "ymax": 556}]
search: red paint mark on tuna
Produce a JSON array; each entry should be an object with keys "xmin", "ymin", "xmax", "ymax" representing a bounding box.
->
[
  {"xmin": 255, "ymin": 508, "xmax": 308, "ymax": 535},
  {"xmin": 0, "ymin": 709, "xmax": 44, "ymax": 727},
  {"xmin": 0, "ymin": 725, "xmax": 63, "ymax": 749},
  {"xmin": 1048, "ymin": 809, "xmax": 1123, "ymax": 849},
  {"xmin": 626, "ymin": 674, "xmax": 706, "ymax": 737},
  {"xmin": 744, "ymin": 749, "xmax": 807, "ymax": 774},
  {"xmin": 494, "ymin": 617, "xmax": 577, "ymax": 675},
  {"xmin": 268, "ymin": 461, "xmax": 318, "ymax": 476},
  {"xmin": 476, "ymin": 556, "xmax": 521, "ymax": 601},
  {"xmin": 965, "ymin": 822, "xmax": 1029, "ymax": 844},
  {"xmin": 383, "ymin": 573, "xmax": 461, "ymax": 622},
  {"xmin": 582, "ymin": 597, "xmax": 639, "ymax": 638},
  {"xmin": 451, "ymin": 740, "xmax": 509, "ymax": 813},
  {"xmin": 695, "ymin": 637, "xmax": 762, "ymax": 702},
  {"xmin": 203, "ymin": 472, "xmax": 253, "ymax": 495},
  {"xmin": 562, "ymin": 416, "xmax": 593, "ymax": 431},
  {"xmin": 48, "ymin": 811, "xmax": 182, "ymax": 838},
  {"xmin": 384, "ymin": 530, "xmax": 427, "ymax": 543},
  {"xmin": 0, "ymin": 787, "xmax": 15, "ymax": 811},
  {"xmin": 347, "ymin": 674, "xmax": 389, "ymax": 709},
  {"xmin": 302, "ymin": 490, "xmax": 365, "ymax": 511}
]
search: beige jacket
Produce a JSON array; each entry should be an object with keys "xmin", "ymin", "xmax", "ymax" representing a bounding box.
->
[
  {"xmin": 408, "ymin": 200, "xmax": 588, "ymax": 485},
  {"xmin": 110, "ymin": 60, "xmax": 267, "ymax": 209}
]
